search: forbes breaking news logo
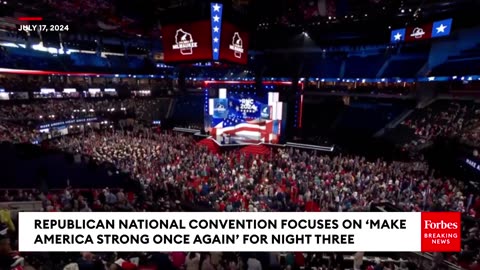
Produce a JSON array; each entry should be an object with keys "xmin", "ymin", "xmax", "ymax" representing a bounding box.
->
[
  {"xmin": 424, "ymin": 220, "xmax": 458, "ymax": 230},
  {"xmin": 172, "ymin": 29, "xmax": 198, "ymax": 55},
  {"xmin": 421, "ymin": 212, "xmax": 461, "ymax": 252},
  {"xmin": 229, "ymin": 32, "xmax": 244, "ymax": 59}
]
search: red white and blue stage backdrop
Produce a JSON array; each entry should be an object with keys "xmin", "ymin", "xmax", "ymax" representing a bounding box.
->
[{"xmin": 205, "ymin": 89, "xmax": 285, "ymax": 145}]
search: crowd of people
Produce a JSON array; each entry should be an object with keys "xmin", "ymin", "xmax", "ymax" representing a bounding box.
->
[
  {"xmin": 0, "ymin": 76, "xmax": 173, "ymax": 94},
  {"xmin": 50, "ymin": 129, "xmax": 478, "ymax": 214},
  {"xmin": 0, "ymin": 121, "xmax": 38, "ymax": 144},
  {"xmin": 1, "ymin": 125, "xmax": 479, "ymax": 269},
  {"xmin": 399, "ymin": 100, "xmax": 480, "ymax": 150},
  {"xmin": 0, "ymin": 94, "xmax": 478, "ymax": 269},
  {"xmin": 304, "ymin": 83, "xmax": 414, "ymax": 96},
  {"xmin": 0, "ymin": 96, "xmax": 172, "ymax": 146},
  {"xmin": 0, "ymin": 98, "xmax": 168, "ymax": 124},
  {"xmin": 462, "ymin": 127, "xmax": 480, "ymax": 148}
]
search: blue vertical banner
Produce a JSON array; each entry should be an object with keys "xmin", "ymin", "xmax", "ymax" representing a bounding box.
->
[{"xmin": 210, "ymin": 2, "xmax": 223, "ymax": 61}]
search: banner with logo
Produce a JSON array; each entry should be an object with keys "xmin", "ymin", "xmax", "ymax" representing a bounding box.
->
[
  {"xmin": 213, "ymin": 98, "xmax": 228, "ymax": 119},
  {"xmin": 161, "ymin": 3, "xmax": 250, "ymax": 64},
  {"xmin": 161, "ymin": 21, "xmax": 213, "ymax": 63},
  {"xmin": 260, "ymin": 104, "xmax": 271, "ymax": 120},
  {"xmin": 219, "ymin": 21, "xmax": 250, "ymax": 65},
  {"xmin": 390, "ymin": 18, "xmax": 453, "ymax": 43},
  {"xmin": 405, "ymin": 23, "xmax": 433, "ymax": 42}
]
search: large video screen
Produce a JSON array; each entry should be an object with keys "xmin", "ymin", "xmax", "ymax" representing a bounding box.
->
[
  {"xmin": 162, "ymin": 21, "xmax": 212, "ymax": 63},
  {"xmin": 206, "ymin": 89, "xmax": 284, "ymax": 145},
  {"xmin": 219, "ymin": 22, "xmax": 250, "ymax": 65},
  {"xmin": 161, "ymin": 3, "xmax": 250, "ymax": 65},
  {"xmin": 390, "ymin": 18, "xmax": 452, "ymax": 43}
]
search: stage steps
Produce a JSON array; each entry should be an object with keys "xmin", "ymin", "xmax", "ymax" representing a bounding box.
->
[
  {"xmin": 197, "ymin": 138, "xmax": 220, "ymax": 153},
  {"xmin": 240, "ymin": 144, "xmax": 271, "ymax": 156}
]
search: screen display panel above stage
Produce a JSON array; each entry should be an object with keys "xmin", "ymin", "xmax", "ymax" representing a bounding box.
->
[
  {"xmin": 206, "ymin": 89, "xmax": 285, "ymax": 145},
  {"xmin": 162, "ymin": 21, "xmax": 212, "ymax": 63},
  {"xmin": 219, "ymin": 22, "xmax": 250, "ymax": 65}
]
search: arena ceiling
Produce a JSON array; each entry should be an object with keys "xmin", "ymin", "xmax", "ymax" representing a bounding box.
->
[{"xmin": 2, "ymin": 0, "xmax": 478, "ymax": 44}]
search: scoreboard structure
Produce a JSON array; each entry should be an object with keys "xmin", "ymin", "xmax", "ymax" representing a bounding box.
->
[
  {"xmin": 161, "ymin": 3, "xmax": 250, "ymax": 65},
  {"xmin": 390, "ymin": 18, "xmax": 453, "ymax": 43}
]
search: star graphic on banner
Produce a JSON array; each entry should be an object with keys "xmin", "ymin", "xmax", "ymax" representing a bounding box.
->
[
  {"xmin": 214, "ymin": 48, "xmax": 218, "ymax": 53},
  {"xmin": 223, "ymin": 114, "xmax": 241, "ymax": 127},
  {"xmin": 213, "ymin": 37, "xmax": 219, "ymax": 43},
  {"xmin": 213, "ymin": 15, "xmax": 220, "ymax": 22},
  {"xmin": 436, "ymin": 24, "xmax": 447, "ymax": 33},
  {"xmin": 213, "ymin": 3, "xmax": 221, "ymax": 12},
  {"xmin": 213, "ymin": 26, "xmax": 219, "ymax": 32},
  {"xmin": 394, "ymin": 32, "xmax": 402, "ymax": 41}
]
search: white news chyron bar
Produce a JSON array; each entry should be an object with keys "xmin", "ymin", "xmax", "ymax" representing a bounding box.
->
[{"xmin": 19, "ymin": 212, "xmax": 461, "ymax": 252}]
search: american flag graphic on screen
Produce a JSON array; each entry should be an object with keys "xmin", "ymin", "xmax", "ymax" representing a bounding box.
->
[
  {"xmin": 212, "ymin": 119, "xmax": 280, "ymax": 144},
  {"xmin": 208, "ymin": 91, "xmax": 283, "ymax": 145}
]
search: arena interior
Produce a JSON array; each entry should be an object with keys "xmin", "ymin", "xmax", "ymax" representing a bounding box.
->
[{"xmin": 0, "ymin": 0, "xmax": 480, "ymax": 269}]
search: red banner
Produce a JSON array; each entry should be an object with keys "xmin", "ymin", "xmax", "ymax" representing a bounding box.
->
[
  {"xmin": 162, "ymin": 21, "xmax": 212, "ymax": 63},
  {"xmin": 219, "ymin": 22, "xmax": 250, "ymax": 65},
  {"xmin": 405, "ymin": 23, "xmax": 433, "ymax": 42}
]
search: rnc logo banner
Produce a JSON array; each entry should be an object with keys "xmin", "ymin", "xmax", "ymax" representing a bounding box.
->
[
  {"xmin": 239, "ymin": 98, "xmax": 258, "ymax": 113},
  {"xmin": 421, "ymin": 212, "xmax": 461, "ymax": 252}
]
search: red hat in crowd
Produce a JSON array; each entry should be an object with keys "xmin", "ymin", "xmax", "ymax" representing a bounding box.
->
[{"xmin": 114, "ymin": 259, "xmax": 137, "ymax": 270}]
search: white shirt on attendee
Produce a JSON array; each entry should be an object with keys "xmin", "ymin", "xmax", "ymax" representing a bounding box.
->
[
  {"xmin": 247, "ymin": 258, "xmax": 262, "ymax": 270},
  {"xmin": 353, "ymin": 252, "xmax": 364, "ymax": 270}
]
